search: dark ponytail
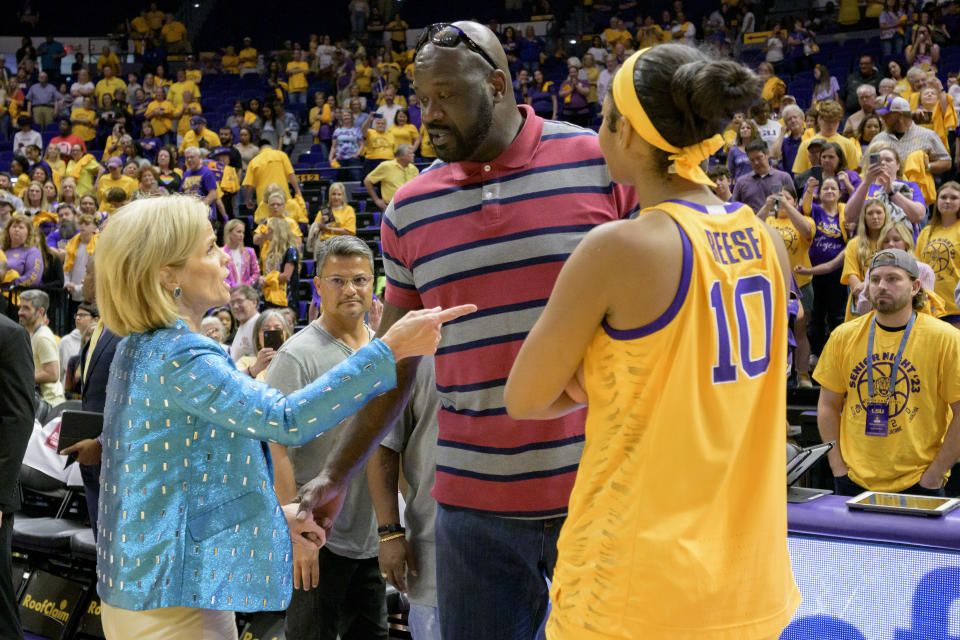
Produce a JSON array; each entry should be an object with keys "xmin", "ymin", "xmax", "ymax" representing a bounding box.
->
[{"xmin": 632, "ymin": 45, "xmax": 761, "ymax": 170}]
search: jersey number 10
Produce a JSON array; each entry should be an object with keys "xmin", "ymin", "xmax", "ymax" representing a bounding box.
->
[{"xmin": 709, "ymin": 275, "xmax": 773, "ymax": 384}]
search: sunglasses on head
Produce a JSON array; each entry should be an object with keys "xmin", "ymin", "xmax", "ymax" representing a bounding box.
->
[{"xmin": 415, "ymin": 23, "xmax": 498, "ymax": 71}]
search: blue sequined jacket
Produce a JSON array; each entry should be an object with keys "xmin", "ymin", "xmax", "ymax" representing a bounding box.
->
[{"xmin": 96, "ymin": 320, "xmax": 396, "ymax": 612}]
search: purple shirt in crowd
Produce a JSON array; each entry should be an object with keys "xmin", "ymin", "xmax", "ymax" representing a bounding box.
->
[
  {"xmin": 730, "ymin": 168, "xmax": 795, "ymax": 213},
  {"xmin": 808, "ymin": 202, "xmax": 846, "ymax": 267}
]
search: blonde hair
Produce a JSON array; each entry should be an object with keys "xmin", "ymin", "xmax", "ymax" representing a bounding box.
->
[
  {"xmin": 264, "ymin": 216, "xmax": 297, "ymax": 270},
  {"xmin": 879, "ymin": 220, "xmax": 915, "ymax": 252},
  {"xmin": 60, "ymin": 177, "xmax": 78, "ymax": 203},
  {"xmin": 857, "ymin": 198, "xmax": 892, "ymax": 275},
  {"xmin": 95, "ymin": 194, "xmax": 210, "ymax": 336},
  {"xmin": 327, "ymin": 182, "xmax": 346, "ymax": 206},
  {"xmin": 223, "ymin": 218, "xmax": 245, "ymax": 239},
  {"xmin": 25, "ymin": 180, "xmax": 50, "ymax": 210},
  {"xmin": 262, "ymin": 182, "xmax": 289, "ymax": 206}
]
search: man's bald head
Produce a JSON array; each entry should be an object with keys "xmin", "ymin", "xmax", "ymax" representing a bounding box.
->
[
  {"xmin": 413, "ymin": 21, "xmax": 522, "ymax": 164},
  {"xmin": 416, "ymin": 21, "xmax": 511, "ymax": 79}
]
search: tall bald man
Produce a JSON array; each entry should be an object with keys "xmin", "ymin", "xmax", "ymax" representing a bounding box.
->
[{"xmin": 299, "ymin": 21, "xmax": 637, "ymax": 639}]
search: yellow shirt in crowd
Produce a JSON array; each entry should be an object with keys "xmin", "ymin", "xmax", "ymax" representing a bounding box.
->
[
  {"xmin": 767, "ymin": 215, "xmax": 816, "ymax": 287},
  {"xmin": 916, "ymin": 220, "xmax": 960, "ymax": 317},
  {"xmin": 239, "ymin": 47, "xmax": 258, "ymax": 69},
  {"xmin": 365, "ymin": 159, "xmax": 419, "ymax": 203},
  {"xmin": 161, "ymin": 20, "xmax": 187, "ymax": 44},
  {"xmin": 387, "ymin": 123, "xmax": 418, "ymax": 147},
  {"xmin": 96, "ymin": 174, "xmax": 139, "ymax": 203},
  {"xmin": 168, "ymin": 80, "xmax": 201, "ymax": 107},
  {"xmin": 814, "ymin": 311, "xmax": 960, "ymax": 492},
  {"xmin": 146, "ymin": 99, "xmax": 175, "ymax": 136},
  {"xmin": 242, "ymin": 148, "xmax": 295, "ymax": 206},
  {"xmin": 180, "ymin": 127, "xmax": 221, "ymax": 152},
  {"xmin": 176, "ymin": 102, "xmax": 203, "ymax": 136},
  {"xmin": 70, "ymin": 107, "xmax": 97, "ymax": 142},
  {"xmin": 95, "ymin": 77, "xmax": 126, "ymax": 106},
  {"xmin": 364, "ymin": 129, "xmax": 395, "ymax": 160},
  {"xmin": 286, "ymin": 61, "xmax": 309, "ymax": 93},
  {"xmin": 793, "ymin": 132, "xmax": 862, "ymax": 174}
]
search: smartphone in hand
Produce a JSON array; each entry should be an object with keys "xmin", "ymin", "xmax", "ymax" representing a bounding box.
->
[{"xmin": 263, "ymin": 329, "xmax": 284, "ymax": 351}]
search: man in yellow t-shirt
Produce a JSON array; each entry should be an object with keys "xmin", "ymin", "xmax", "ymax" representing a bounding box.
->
[
  {"xmin": 94, "ymin": 66, "xmax": 126, "ymax": 107},
  {"xmin": 161, "ymin": 14, "xmax": 189, "ymax": 54},
  {"xmin": 96, "ymin": 157, "xmax": 138, "ymax": 202},
  {"xmin": 70, "ymin": 96, "xmax": 98, "ymax": 143},
  {"xmin": 221, "ymin": 45, "xmax": 240, "ymax": 74},
  {"xmin": 286, "ymin": 49, "xmax": 310, "ymax": 105},
  {"xmin": 242, "ymin": 141, "xmax": 304, "ymax": 211},
  {"xmin": 180, "ymin": 116, "xmax": 221, "ymax": 152},
  {"xmin": 146, "ymin": 2, "xmax": 165, "ymax": 31},
  {"xmin": 168, "ymin": 69, "xmax": 201, "ymax": 108},
  {"xmin": 184, "ymin": 56, "xmax": 203, "ymax": 84},
  {"xmin": 363, "ymin": 144, "xmax": 419, "ymax": 210},
  {"xmin": 239, "ymin": 37, "xmax": 258, "ymax": 76},
  {"xmin": 174, "ymin": 91, "xmax": 202, "ymax": 143},
  {"xmin": 145, "ymin": 88, "xmax": 175, "ymax": 141},
  {"xmin": 815, "ymin": 249, "xmax": 960, "ymax": 496},
  {"xmin": 96, "ymin": 46, "xmax": 121, "ymax": 77},
  {"xmin": 792, "ymin": 100, "xmax": 862, "ymax": 173},
  {"xmin": 130, "ymin": 11, "xmax": 152, "ymax": 54},
  {"xmin": 603, "ymin": 17, "xmax": 633, "ymax": 48}
]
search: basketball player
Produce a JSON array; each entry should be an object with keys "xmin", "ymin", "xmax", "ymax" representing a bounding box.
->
[{"xmin": 504, "ymin": 44, "xmax": 801, "ymax": 639}]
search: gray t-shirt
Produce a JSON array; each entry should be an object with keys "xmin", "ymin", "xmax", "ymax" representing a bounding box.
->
[
  {"xmin": 380, "ymin": 355, "xmax": 439, "ymax": 606},
  {"xmin": 265, "ymin": 322, "xmax": 379, "ymax": 560}
]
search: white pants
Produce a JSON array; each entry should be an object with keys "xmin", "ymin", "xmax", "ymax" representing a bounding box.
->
[{"xmin": 101, "ymin": 601, "xmax": 238, "ymax": 640}]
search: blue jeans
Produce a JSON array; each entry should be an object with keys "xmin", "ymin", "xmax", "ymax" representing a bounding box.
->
[
  {"xmin": 408, "ymin": 603, "xmax": 441, "ymax": 640},
  {"xmin": 435, "ymin": 506, "xmax": 563, "ymax": 640},
  {"xmin": 289, "ymin": 91, "xmax": 307, "ymax": 105},
  {"xmin": 834, "ymin": 474, "xmax": 946, "ymax": 497}
]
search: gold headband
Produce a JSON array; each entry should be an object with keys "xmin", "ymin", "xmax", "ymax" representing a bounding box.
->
[{"xmin": 611, "ymin": 48, "xmax": 724, "ymax": 187}]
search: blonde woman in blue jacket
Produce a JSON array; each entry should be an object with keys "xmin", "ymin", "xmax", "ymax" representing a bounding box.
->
[{"xmin": 93, "ymin": 194, "xmax": 474, "ymax": 639}]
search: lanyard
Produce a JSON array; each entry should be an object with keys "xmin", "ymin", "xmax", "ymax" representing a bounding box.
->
[{"xmin": 867, "ymin": 312, "xmax": 916, "ymax": 400}]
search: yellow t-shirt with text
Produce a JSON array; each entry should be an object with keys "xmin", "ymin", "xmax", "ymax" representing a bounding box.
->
[
  {"xmin": 814, "ymin": 311, "xmax": 960, "ymax": 491},
  {"xmin": 767, "ymin": 215, "xmax": 815, "ymax": 287},
  {"xmin": 364, "ymin": 129, "xmax": 395, "ymax": 160},
  {"xmin": 916, "ymin": 221, "xmax": 960, "ymax": 317}
]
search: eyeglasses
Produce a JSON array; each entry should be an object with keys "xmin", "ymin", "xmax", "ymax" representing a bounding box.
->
[
  {"xmin": 74, "ymin": 311, "xmax": 92, "ymax": 318},
  {"xmin": 320, "ymin": 275, "xmax": 374, "ymax": 289},
  {"xmin": 415, "ymin": 23, "xmax": 498, "ymax": 71}
]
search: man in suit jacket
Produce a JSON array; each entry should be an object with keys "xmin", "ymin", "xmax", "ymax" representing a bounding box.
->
[
  {"xmin": 0, "ymin": 313, "xmax": 37, "ymax": 640},
  {"xmin": 62, "ymin": 257, "xmax": 121, "ymax": 538}
]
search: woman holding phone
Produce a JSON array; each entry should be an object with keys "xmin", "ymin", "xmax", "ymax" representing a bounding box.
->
[
  {"xmin": 235, "ymin": 308, "xmax": 292, "ymax": 380},
  {"xmin": 844, "ymin": 142, "xmax": 926, "ymax": 228}
]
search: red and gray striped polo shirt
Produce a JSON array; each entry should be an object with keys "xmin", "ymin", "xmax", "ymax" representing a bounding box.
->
[{"xmin": 382, "ymin": 105, "xmax": 637, "ymax": 518}]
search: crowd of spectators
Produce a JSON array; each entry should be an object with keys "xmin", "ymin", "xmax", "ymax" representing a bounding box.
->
[{"xmin": 3, "ymin": 1, "xmax": 960, "ymax": 385}]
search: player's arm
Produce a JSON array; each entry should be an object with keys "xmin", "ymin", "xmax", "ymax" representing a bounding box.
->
[
  {"xmin": 506, "ymin": 213, "xmax": 678, "ymax": 419},
  {"xmin": 920, "ymin": 399, "xmax": 960, "ymax": 489}
]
